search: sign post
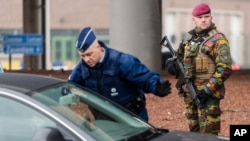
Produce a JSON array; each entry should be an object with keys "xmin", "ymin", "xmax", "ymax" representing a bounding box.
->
[{"xmin": 2, "ymin": 34, "xmax": 43, "ymax": 55}]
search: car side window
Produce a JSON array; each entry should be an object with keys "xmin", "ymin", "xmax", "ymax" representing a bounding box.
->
[{"xmin": 0, "ymin": 96, "xmax": 58, "ymax": 141}]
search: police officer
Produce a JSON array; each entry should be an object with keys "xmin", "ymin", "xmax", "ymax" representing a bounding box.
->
[
  {"xmin": 68, "ymin": 26, "xmax": 171, "ymax": 121},
  {"xmin": 166, "ymin": 3, "xmax": 232, "ymax": 135}
]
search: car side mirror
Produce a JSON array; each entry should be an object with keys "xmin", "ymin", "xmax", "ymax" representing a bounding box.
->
[{"xmin": 32, "ymin": 127, "xmax": 66, "ymax": 141}]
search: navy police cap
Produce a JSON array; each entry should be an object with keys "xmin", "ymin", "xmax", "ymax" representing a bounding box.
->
[{"xmin": 76, "ymin": 27, "xmax": 96, "ymax": 52}]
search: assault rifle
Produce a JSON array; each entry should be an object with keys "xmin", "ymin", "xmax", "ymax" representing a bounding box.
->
[{"xmin": 160, "ymin": 35, "xmax": 202, "ymax": 108}]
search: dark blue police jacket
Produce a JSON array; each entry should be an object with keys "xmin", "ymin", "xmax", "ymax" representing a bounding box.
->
[{"xmin": 68, "ymin": 41, "xmax": 164, "ymax": 121}]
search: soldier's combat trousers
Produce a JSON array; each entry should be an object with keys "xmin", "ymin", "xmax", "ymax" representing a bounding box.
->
[{"xmin": 183, "ymin": 93, "xmax": 221, "ymax": 135}]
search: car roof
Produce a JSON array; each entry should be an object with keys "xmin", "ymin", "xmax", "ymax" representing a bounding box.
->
[{"xmin": 0, "ymin": 72, "xmax": 64, "ymax": 94}]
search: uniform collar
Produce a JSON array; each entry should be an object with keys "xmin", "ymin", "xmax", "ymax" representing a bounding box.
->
[
  {"xmin": 188, "ymin": 22, "xmax": 216, "ymax": 38},
  {"xmin": 99, "ymin": 47, "xmax": 105, "ymax": 63}
]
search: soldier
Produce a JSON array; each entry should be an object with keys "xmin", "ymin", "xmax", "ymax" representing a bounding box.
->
[
  {"xmin": 166, "ymin": 3, "xmax": 232, "ymax": 135},
  {"xmin": 68, "ymin": 26, "xmax": 172, "ymax": 121}
]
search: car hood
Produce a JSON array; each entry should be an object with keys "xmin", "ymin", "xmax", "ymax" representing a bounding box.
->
[{"xmin": 150, "ymin": 129, "xmax": 229, "ymax": 141}]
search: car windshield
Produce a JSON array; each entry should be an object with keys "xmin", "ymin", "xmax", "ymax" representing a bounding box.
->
[{"xmin": 31, "ymin": 83, "xmax": 157, "ymax": 141}]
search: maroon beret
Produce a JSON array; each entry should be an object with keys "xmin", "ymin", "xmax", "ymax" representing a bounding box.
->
[{"xmin": 192, "ymin": 3, "xmax": 211, "ymax": 16}]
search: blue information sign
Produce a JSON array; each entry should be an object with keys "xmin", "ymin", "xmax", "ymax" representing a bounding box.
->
[{"xmin": 2, "ymin": 34, "xmax": 43, "ymax": 54}]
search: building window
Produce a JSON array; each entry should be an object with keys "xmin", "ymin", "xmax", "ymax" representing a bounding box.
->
[
  {"xmin": 55, "ymin": 41, "xmax": 62, "ymax": 60},
  {"xmin": 66, "ymin": 40, "xmax": 72, "ymax": 60}
]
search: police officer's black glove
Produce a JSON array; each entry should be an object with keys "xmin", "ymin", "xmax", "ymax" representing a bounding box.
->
[
  {"xmin": 165, "ymin": 59, "xmax": 179, "ymax": 76},
  {"xmin": 197, "ymin": 89, "xmax": 210, "ymax": 106},
  {"xmin": 156, "ymin": 80, "xmax": 171, "ymax": 97}
]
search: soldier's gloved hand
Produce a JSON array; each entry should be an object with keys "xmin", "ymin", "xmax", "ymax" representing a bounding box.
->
[
  {"xmin": 165, "ymin": 59, "xmax": 179, "ymax": 76},
  {"xmin": 156, "ymin": 80, "xmax": 171, "ymax": 97},
  {"xmin": 197, "ymin": 89, "xmax": 210, "ymax": 105}
]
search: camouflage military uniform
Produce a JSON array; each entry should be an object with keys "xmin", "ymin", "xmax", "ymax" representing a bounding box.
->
[{"xmin": 178, "ymin": 23, "xmax": 232, "ymax": 135}]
